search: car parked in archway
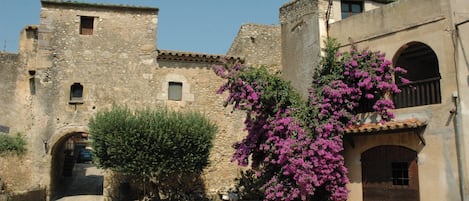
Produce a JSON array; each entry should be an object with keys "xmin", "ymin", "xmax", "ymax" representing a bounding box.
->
[{"xmin": 77, "ymin": 148, "xmax": 92, "ymax": 163}]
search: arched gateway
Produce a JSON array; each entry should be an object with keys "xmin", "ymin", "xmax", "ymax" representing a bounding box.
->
[{"xmin": 48, "ymin": 126, "xmax": 103, "ymax": 200}]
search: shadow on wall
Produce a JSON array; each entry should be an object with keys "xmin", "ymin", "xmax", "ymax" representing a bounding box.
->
[{"xmin": 2, "ymin": 188, "xmax": 46, "ymax": 201}]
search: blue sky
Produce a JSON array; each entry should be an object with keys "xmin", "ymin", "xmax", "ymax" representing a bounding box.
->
[{"xmin": 0, "ymin": 0, "xmax": 288, "ymax": 54}]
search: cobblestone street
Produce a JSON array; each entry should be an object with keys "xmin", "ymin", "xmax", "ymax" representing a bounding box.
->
[{"xmin": 54, "ymin": 163, "xmax": 104, "ymax": 201}]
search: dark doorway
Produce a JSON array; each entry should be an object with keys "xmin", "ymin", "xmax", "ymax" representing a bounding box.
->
[
  {"xmin": 50, "ymin": 132, "xmax": 103, "ymax": 201},
  {"xmin": 361, "ymin": 145, "xmax": 420, "ymax": 201}
]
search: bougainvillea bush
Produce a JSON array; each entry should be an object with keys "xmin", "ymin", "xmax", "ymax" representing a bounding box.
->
[{"xmin": 213, "ymin": 39, "xmax": 408, "ymax": 201}]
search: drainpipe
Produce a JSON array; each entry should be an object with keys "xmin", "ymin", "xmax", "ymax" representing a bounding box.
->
[
  {"xmin": 452, "ymin": 92, "xmax": 467, "ymax": 201},
  {"xmin": 453, "ymin": 19, "xmax": 469, "ymax": 201}
]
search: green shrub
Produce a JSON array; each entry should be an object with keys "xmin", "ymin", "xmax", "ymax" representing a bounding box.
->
[
  {"xmin": 89, "ymin": 105, "xmax": 217, "ymax": 199},
  {"xmin": 0, "ymin": 133, "xmax": 27, "ymax": 155}
]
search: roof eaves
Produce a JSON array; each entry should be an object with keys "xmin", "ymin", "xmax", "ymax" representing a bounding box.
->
[{"xmin": 344, "ymin": 118, "xmax": 427, "ymax": 134}]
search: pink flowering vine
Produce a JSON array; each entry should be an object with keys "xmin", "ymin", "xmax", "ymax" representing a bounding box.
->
[{"xmin": 213, "ymin": 39, "xmax": 407, "ymax": 201}]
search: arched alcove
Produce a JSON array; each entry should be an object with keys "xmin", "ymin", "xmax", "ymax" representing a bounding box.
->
[
  {"xmin": 361, "ymin": 145, "xmax": 419, "ymax": 201},
  {"xmin": 392, "ymin": 42, "xmax": 441, "ymax": 108}
]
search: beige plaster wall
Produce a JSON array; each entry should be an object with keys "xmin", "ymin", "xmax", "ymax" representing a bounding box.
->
[
  {"xmin": 454, "ymin": 22, "xmax": 469, "ymax": 199},
  {"xmin": 328, "ymin": 0, "xmax": 466, "ymax": 200},
  {"xmin": 280, "ymin": 0, "xmax": 322, "ymax": 97},
  {"xmin": 330, "ymin": 0, "xmax": 451, "ymax": 46}
]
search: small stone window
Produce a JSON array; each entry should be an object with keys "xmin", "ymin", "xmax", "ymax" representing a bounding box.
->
[
  {"xmin": 29, "ymin": 70, "xmax": 36, "ymax": 95},
  {"xmin": 80, "ymin": 16, "xmax": 94, "ymax": 35},
  {"xmin": 391, "ymin": 162, "xmax": 409, "ymax": 185},
  {"xmin": 70, "ymin": 83, "xmax": 83, "ymax": 103},
  {"xmin": 168, "ymin": 82, "xmax": 183, "ymax": 101}
]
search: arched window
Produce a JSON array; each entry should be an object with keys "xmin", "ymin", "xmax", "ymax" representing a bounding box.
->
[
  {"xmin": 393, "ymin": 42, "xmax": 441, "ymax": 108},
  {"xmin": 70, "ymin": 83, "xmax": 83, "ymax": 103},
  {"xmin": 361, "ymin": 145, "xmax": 419, "ymax": 201}
]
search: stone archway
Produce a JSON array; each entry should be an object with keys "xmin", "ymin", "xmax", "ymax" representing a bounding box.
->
[{"xmin": 48, "ymin": 126, "xmax": 103, "ymax": 200}]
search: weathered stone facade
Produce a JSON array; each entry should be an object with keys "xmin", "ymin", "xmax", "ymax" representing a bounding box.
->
[
  {"xmin": 227, "ymin": 24, "xmax": 281, "ymax": 69},
  {"xmin": 0, "ymin": 1, "xmax": 258, "ymax": 200},
  {"xmin": 2, "ymin": 0, "xmax": 469, "ymax": 201}
]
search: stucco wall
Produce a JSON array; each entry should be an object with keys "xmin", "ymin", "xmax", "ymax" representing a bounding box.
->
[
  {"xmin": 455, "ymin": 21, "xmax": 469, "ymax": 199},
  {"xmin": 329, "ymin": 0, "xmax": 387, "ymax": 23},
  {"xmin": 330, "ymin": 0, "xmax": 451, "ymax": 46},
  {"xmin": 328, "ymin": 0, "xmax": 465, "ymax": 200},
  {"xmin": 280, "ymin": 0, "xmax": 322, "ymax": 97}
]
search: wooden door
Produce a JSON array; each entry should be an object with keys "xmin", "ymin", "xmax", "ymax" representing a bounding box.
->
[{"xmin": 361, "ymin": 145, "xmax": 419, "ymax": 201}]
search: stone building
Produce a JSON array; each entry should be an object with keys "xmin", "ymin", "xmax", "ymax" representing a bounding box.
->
[
  {"xmin": 1, "ymin": 0, "xmax": 469, "ymax": 201},
  {"xmin": 0, "ymin": 1, "xmax": 270, "ymax": 200}
]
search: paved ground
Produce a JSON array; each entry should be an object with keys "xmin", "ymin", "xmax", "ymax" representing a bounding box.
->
[{"xmin": 54, "ymin": 163, "xmax": 104, "ymax": 201}]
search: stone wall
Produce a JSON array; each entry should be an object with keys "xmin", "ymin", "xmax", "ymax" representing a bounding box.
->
[
  {"xmin": 0, "ymin": 53, "xmax": 20, "ymax": 135},
  {"xmin": 1, "ymin": 2, "xmax": 249, "ymax": 200},
  {"xmin": 0, "ymin": 1, "xmax": 161, "ymax": 199},
  {"xmin": 156, "ymin": 53, "xmax": 247, "ymax": 198},
  {"xmin": 227, "ymin": 24, "xmax": 281, "ymax": 69}
]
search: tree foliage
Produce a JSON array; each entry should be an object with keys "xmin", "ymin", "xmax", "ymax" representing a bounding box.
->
[
  {"xmin": 213, "ymin": 39, "xmax": 407, "ymax": 201},
  {"xmin": 89, "ymin": 105, "xmax": 217, "ymax": 199}
]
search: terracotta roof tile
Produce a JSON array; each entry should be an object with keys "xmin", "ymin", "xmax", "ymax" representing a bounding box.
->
[
  {"xmin": 157, "ymin": 50, "xmax": 243, "ymax": 64},
  {"xmin": 345, "ymin": 118, "xmax": 427, "ymax": 134}
]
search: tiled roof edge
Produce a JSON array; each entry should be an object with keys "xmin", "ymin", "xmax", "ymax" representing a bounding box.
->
[
  {"xmin": 345, "ymin": 118, "xmax": 427, "ymax": 134},
  {"xmin": 157, "ymin": 50, "xmax": 244, "ymax": 64}
]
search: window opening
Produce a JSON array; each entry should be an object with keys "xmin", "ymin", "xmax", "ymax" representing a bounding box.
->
[
  {"xmin": 392, "ymin": 162, "xmax": 409, "ymax": 185},
  {"xmin": 70, "ymin": 83, "xmax": 83, "ymax": 103},
  {"xmin": 80, "ymin": 16, "xmax": 94, "ymax": 35},
  {"xmin": 29, "ymin": 70, "xmax": 36, "ymax": 95},
  {"xmin": 341, "ymin": 1, "xmax": 363, "ymax": 19},
  {"xmin": 168, "ymin": 82, "xmax": 183, "ymax": 101},
  {"xmin": 29, "ymin": 78, "xmax": 36, "ymax": 95},
  {"xmin": 393, "ymin": 42, "xmax": 441, "ymax": 108}
]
